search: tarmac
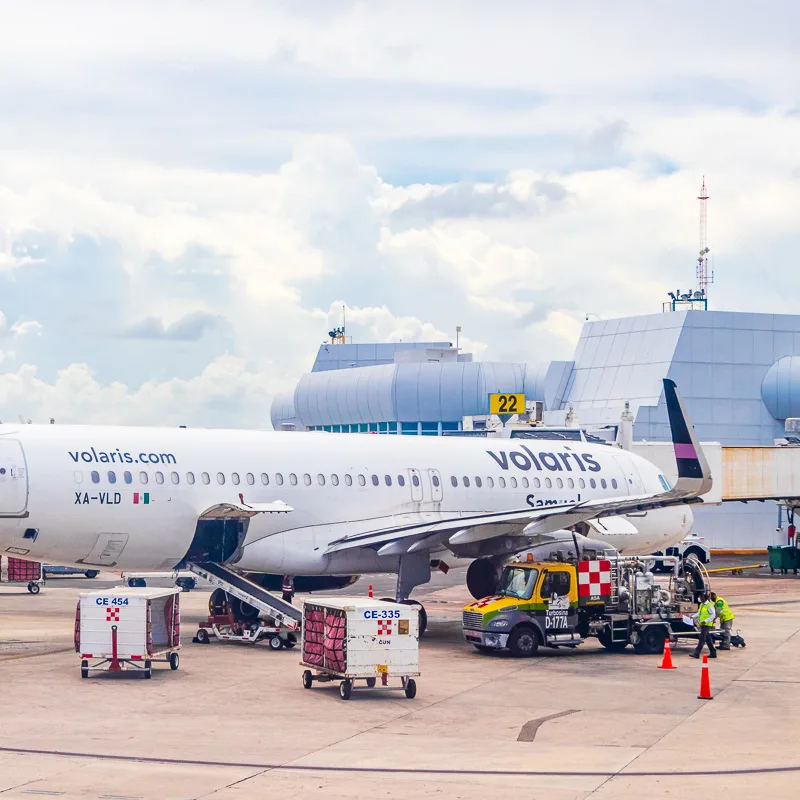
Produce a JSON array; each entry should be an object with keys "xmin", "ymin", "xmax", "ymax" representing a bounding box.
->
[{"xmin": 1, "ymin": 565, "xmax": 799, "ymax": 799}]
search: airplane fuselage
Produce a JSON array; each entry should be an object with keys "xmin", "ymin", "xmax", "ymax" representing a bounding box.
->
[{"xmin": 0, "ymin": 425, "xmax": 692, "ymax": 575}]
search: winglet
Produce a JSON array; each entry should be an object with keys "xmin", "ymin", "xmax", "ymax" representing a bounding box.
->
[{"xmin": 663, "ymin": 378, "xmax": 712, "ymax": 497}]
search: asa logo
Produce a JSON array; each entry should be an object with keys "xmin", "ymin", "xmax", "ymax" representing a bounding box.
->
[{"xmin": 486, "ymin": 445, "xmax": 601, "ymax": 473}]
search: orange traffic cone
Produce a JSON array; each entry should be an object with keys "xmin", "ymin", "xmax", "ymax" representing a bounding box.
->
[
  {"xmin": 369, "ymin": 584, "xmax": 373, "ymax": 598},
  {"xmin": 697, "ymin": 654, "xmax": 713, "ymax": 700},
  {"xmin": 658, "ymin": 638, "xmax": 676, "ymax": 670}
]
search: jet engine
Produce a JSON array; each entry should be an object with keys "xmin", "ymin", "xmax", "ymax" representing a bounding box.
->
[{"xmin": 466, "ymin": 558, "xmax": 504, "ymax": 599}]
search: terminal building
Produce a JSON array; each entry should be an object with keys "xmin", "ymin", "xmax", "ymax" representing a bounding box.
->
[{"xmin": 271, "ymin": 309, "xmax": 800, "ymax": 549}]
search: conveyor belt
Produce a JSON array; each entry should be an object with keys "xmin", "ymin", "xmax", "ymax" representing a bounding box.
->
[{"xmin": 188, "ymin": 562, "xmax": 302, "ymax": 630}]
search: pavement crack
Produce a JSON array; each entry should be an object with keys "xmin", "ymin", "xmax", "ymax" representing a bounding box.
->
[{"xmin": 517, "ymin": 709, "xmax": 579, "ymax": 742}]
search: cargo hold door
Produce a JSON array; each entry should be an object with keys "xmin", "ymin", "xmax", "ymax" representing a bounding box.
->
[{"xmin": 0, "ymin": 440, "xmax": 28, "ymax": 516}]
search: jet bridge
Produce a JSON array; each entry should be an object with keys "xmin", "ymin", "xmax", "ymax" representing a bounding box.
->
[{"xmin": 188, "ymin": 562, "xmax": 302, "ymax": 631}]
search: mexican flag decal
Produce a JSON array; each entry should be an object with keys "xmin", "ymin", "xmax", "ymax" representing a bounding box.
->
[{"xmin": 133, "ymin": 492, "xmax": 150, "ymax": 505}]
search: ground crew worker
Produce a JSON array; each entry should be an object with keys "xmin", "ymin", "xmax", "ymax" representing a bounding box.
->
[
  {"xmin": 690, "ymin": 591, "xmax": 717, "ymax": 659},
  {"xmin": 710, "ymin": 591, "xmax": 735, "ymax": 650},
  {"xmin": 281, "ymin": 575, "xmax": 295, "ymax": 604}
]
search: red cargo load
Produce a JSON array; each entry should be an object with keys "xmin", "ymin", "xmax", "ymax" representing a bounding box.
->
[{"xmin": 7, "ymin": 558, "xmax": 42, "ymax": 582}]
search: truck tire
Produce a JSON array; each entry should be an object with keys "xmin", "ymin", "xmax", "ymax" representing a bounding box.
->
[
  {"xmin": 683, "ymin": 546, "xmax": 707, "ymax": 564},
  {"xmin": 195, "ymin": 628, "xmax": 210, "ymax": 645},
  {"xmin": 598, "ymin": 627, "xmax": 629, "ymax": 652},
  {"xmin": 508, "ymin": 626, "xmax": 539, "ymax": 658},
  {"xmin": 633, "ymin": 626, "xmax": 667, "ymax": 655},
  {"xmin": 268, "ymin": 635, "xmax": 283, "ymax": 651}
]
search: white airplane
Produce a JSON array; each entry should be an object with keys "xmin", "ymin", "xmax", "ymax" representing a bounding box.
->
[{"xmin": 0, "ymin": 379, "xmax": 711, "ymax": 629}]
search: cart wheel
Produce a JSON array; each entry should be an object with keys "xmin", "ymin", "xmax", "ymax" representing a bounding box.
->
[
  {"xmin": 196, "ymin": 628, "xmax": 210, "ymax": 645},
  {"xmin": 284, "ymin": 634, "xmax": 297, "ymax": 649},
  {"xmin": 81, "ymin": 659, "xmax": 89, "ymax": 679},
  {"xmin": 404, "ymin": 678, "xmax": 417, "ymax": 699},
  {"xmin": 366, "ymin": 677, "xmax": 376, "ymax": 688},
  {"xmin": 169, "ymin": 652, "xmax": 180, "ymax": 671},
  {"xmin": 27, "ymin": 582, "xmax": 40, "ymax": 595},
  {"xmin": 339, "ymin": 680, "xmax": 352, "ymax": 700},
  {"xmin": 268, "ymin": 635, "xmax": 283, "ymax": 651},
  {"xmin": 302, "ymin": 670, "xmax": 313, "ymax": 689},
  {"xmin": 144, "ymin": 660, "xmax": 152, "ymax": 679}
]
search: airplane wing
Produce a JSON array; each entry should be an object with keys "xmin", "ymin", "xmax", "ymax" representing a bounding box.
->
[{"xmin": 325, "ymin": 378, "xmax": 711, "ymax": 555}]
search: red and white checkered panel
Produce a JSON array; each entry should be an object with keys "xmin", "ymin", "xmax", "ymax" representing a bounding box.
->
[
  {"xmin": 377, "ymin": 620, "xmax": 393, "ymax": 636},
  {"xmin": 578, "ymin": 560, "xmax": 611, "ymax": 597}
]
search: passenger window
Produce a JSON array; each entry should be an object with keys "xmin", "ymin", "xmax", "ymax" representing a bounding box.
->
[
  {"xmin": 358, "ymin": 475, "xmax": 366, "ymax": 486},
  {"xmin": 412, "ymin": 475, "xmax": 420, "ymax": 487},
  {"xmin": 510, "ymin": 477, "xmax": 518, "ymax": 488},
  {"xmin": 201, "ymin": 472, "xmax": 210, "ymax": 485},
  {"xmin": 91, "ymin": 470, "xmax": 100, "ymax": 484},
  {"xmin": 345, "ymin": 474, "xmax": 353, "ymax": 486},
  {"xmin": 545, "ymin": 477, "xmax": 552, "ymax": 488},
  {"xmin": 579, "ymin": 478, "xmax": 586, "ymax": 489},
  {"xmin": 74, "ymin": 471, "xmax": 83, "ymax": 484},
  {"xmin": 451, "ymin": 476, "xmax": 458, "ymax": 488},
  {"xmin": 590, "ymin": 478, "xmax": 597, "ymax": 489},
  {"xmin": 139, "ymin": 471, "xmax": 149, "ymax": 484},
  {"xmin": 534, "ymin": 477, "xmax": 541, "ymax": 488},
  {"xmin": 108, "ymin": 471, "xmax": 116, "ymax": 484},
  {"xmin": 331, "ymin": 474, "xmax": 339, "ymax": 486},
  {"xmin": 303, "ymin": 474, "xmax": 312, "ymax": 486},
  {"xmin": 246, "ymin": 473, "xmax": 255, "ymax": 485},
  {"xmin": 171, "ymin": 472, "xmax": 180, "ymax": 484},
  {"xmin": 232, "ymin": 473, "xmax": 241, "ymax": 485},
  {"xmin": 487, "ymin": 477, "xmax": 494, "ymax": 488},
  {"xmin": 261, "ymin": 473, "xmax": 269, "ymax": 485},
  {"xmin": 522, "ymin": 477, "xmax": 529, "ymax": 488},
  {"xmin": 289, "ymin": 474, "xmax": 298, "ymax": 486},
  {"xmin": 187, "ymin": 472, "xmax": 195, "ymax": 485},
  {"xmin": 397, "ymin": 475, "xmax": 405, "ymax": 487},
  {"xmin": 371, "ymin": 474, "xmax": 379, "ymax": 486},
  {"xmin": 385, "ymin": 475, "xmax": 392, "ymax": 486},
  {"xmin": 431, "ymin": 475, "xmax": 439, "ymax": 487},
  {"xmin": 124, "ymin": 471, "xmax": 132, "ymax": 484},
  {"xmin": 318, "ymin": 474, "xmax": 326, "ymax": 486},
  {"xmin": 541, "ymin": 571, "xmax": 571, "ymax": 598},
  {"xmin": 601, "ymin": 478, "xmax": 607, "ymax": 489},
  {"xmin": 611, "ymin": 478, "xmax": 618, "ymax": 489},
  {"xmin": 217, "ymin": 472, "xmax": 226, "ymax": 485},
  {"xmin": 463, "ymin": 476, "xmax": 470, "ymax": 488},
  {"xmin": 567, "ymin": 478, "xmax": 574, "ymax": 489},
  {"xmin": 155, "ymin": 472, "xmax": 164, "ymax": 484},
  {"xmin": 275, "ymin": 473, "xmax": 284, "ymax": 485},
  {"xmin": 499, "ymin": 477, "xmax": 506, "ymax": 488},
  {"xmin": 475, "ymin": 476, "xmax": 482, "ymax": 488},
  {"xmin": 556, "ymin": 478, "xmax": 563, "ymax": 488}
]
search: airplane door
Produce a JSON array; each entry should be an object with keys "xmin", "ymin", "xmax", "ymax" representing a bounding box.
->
[
  {"xmin": 613, "ymin": 455, "xmax": 645, "ymax": 495},
  {"xmin": 427, "ymin": 469, "xmax": 443, "ymax": 502},
  {"xmin": 0, "ymin": 440, "xmax": 28, "ymax": 515},
  {"xmin": 408, "ymin": 468, "xmax": 423, "ymax": 502}
]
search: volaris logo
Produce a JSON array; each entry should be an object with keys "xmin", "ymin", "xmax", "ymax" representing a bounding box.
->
[{"xmin": 486, "ymin": 445, "xmax": 601, "ymax": 473}]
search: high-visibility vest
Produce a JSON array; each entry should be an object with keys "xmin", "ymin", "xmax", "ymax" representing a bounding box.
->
[
  {"xmin": 697, "ymin": 600, "xmax": 715, "ymax": 626},
  {"xmin": 714, "ymin": 596, "xmax": 734, "ymax": 622}
]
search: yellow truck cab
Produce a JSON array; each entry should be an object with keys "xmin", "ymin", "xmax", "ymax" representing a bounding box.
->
[{"xmin": 462, "ymin": 553, "xmax": 703, "ymax": 657}]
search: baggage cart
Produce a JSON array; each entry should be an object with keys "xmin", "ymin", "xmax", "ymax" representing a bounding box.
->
[
  {"xmin": 767, "ymin": 545, "xmax": 799, "ymax": 575},
  {"xmin": 75, "ymin": 587, "xmax": 181, "ymax": 679},
  {"xmin": 121, "ymin": 570, "xmax": 197, "ymax": 591},
  {"xmin": 300, "ymin": 597, "xmax": 419, "ymax": 700},
  {"xmin": 0, "ymin": 556, "xmax": 44, "ymax": 594}
]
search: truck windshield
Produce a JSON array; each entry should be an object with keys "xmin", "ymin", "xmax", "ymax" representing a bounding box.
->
[{"xmin": 498, "ymin": 567, "xmax": 539, "ymax": 600}]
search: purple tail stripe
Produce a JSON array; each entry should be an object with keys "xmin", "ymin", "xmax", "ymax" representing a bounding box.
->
[{"xmin": 674, "ymin": 443, "xmax": 697, "ymax": 460}]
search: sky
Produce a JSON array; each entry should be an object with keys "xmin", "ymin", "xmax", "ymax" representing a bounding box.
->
[{"xmin": 0, "ymin": 1, "xmax": 799, "ymax": 427}]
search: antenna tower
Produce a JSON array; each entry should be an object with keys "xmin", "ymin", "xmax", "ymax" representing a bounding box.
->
[{"xmin": 696, "ymin": 176, "xmax": 712, "ymax": 305}]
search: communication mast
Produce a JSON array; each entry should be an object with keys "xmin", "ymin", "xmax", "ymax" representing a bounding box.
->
[{"xmin": 696, "ymin": 176, "xmax": 712, "ymax": 305}]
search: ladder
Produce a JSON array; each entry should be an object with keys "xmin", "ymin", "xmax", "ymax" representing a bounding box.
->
[
  {"xmin": 188, "ymin": 562, "xmax": 303, "ymax": 631},
  {"xmin": 605, "ymin": 549, "xmax": 620, "ymax": 606}
]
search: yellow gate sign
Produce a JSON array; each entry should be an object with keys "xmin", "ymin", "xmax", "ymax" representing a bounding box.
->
[{"xmin": 489, "ymin": 393, "xmax": 525, "ymax": 416}]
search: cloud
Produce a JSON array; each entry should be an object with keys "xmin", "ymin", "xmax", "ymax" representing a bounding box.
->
[
  {"xmin": 120, "ymin": 311, "xmax": 227, "ymax": 341},
  {"xmin": 0, "ymin": 3, "xmax": 798, "ymax": 426}
]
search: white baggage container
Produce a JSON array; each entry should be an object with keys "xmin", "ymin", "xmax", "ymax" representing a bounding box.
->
[
  {"xmin": 75, "ymin": 587, "xmax": 181, "ymax": 679},
  {"xmin": 300, "ymin": 597, "xmax": 419, "ymax": 700}
]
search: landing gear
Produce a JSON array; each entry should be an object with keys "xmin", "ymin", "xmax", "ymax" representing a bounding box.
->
[
  {"xmin": 380, "ymin": 596, "xmax": 427, "ymax": 637},
  {"xmin": 392, "ymin": 552, "xmax": 431, "ymax": 637}
]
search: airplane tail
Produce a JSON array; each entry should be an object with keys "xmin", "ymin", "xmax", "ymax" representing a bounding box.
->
[{"xmin": 663, "ymin": 378, "xmax": 713, "ymax": 497}]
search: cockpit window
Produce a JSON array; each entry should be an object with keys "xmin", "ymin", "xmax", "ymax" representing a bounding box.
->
[{"xmin": 498, "ymin": 567, "xmax": 539, "ymax": 601}]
